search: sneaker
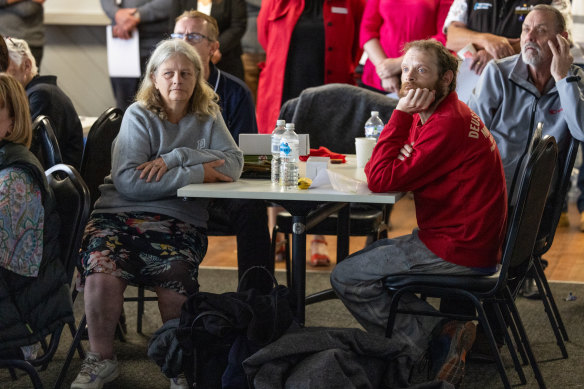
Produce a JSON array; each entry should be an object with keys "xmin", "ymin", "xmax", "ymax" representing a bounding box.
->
[
  {"xmin": 170, "ymin": 374, "xmax": 188, "ymax": 389},
  {"xmin": 518, "ymin": 276, "xmax": 541, "ymax": 299},
  {"xmin": 430, "ymin": 321, "xmax": 476, "ymax": 387},
  {"xmin": 71, "ymin": 352, "xmax": 119, "ymax": 389},
  {"xmin": 558, "ymin": 212, "xmax": 570, "ymax": 228},
  {"xmin": 309, "ymin": 236, "xmax": 330, "ymax": 266}
]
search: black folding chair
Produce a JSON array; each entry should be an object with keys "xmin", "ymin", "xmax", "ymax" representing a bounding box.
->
[
  {"xmin": 383, "ymin": 135, "xmax": 558, "ymax": 389},
  {"xmin": 525, "ymin": 134, "xmax": 579, "ymax": 358},
  {"xmin": 31, "ymin": 115, "xmax": 63, "ymax": 170},
  {"xmin": 0, "ymin": 164, "xmax": 90, "ymax": 389},
  {"xmin": 80, "ymin": 107, "xmax": 123, "ymax": 210}
]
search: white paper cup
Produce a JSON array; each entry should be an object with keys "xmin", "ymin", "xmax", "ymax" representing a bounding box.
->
[{"xmin": 355, "ymin": 137, "xmax": 376, "ymax": 168}]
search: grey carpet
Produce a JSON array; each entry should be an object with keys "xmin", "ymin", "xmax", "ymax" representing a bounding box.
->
[{"xmin": 1, "ymin": 268, "xmax": 583, "ymax": 389}]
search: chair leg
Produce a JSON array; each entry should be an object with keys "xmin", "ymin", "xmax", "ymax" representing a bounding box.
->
[
  {"xmin": 532, "ymin": 262, "xmax": 568, "ymax": 358},
  {"xmin": 55, "ymin": 315, "xmax": 87, "ymax": 389},
  {"xmin": 137, "ymin": 286, "xmax": 145, "ymax": 334},
  {"xmin": 504, "ymin": 288, "xmax": 547, "ymax": 388},
  {"xmin": 67, "ymin": 321, "xmax": 85, "ymax": 359},
  {"xmin": 9, "ymin": 367, "xmax": 17, "ymax": 380},
  {"xmin": 491, "ymin": 302, "xmax": 526, "ymax": 384},
  {"xmin": 472, "ymin": 298, "xmax": 512, "ymax": 389},
  {"xmin": 534, "ymin": 257, "xmax": 569, "ymax": 342},
  {"xmin": 0, "ymin": 360, "xmax": 44, "ymax": 389},
  {"xmin": 504, "ymin": 304, "xmax": 528, "ymax": 365}
]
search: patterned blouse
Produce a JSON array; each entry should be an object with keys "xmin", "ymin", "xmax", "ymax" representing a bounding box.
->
[{"xmin": 0, "ymin": 166, "xmax": 44, "ymax": 277}]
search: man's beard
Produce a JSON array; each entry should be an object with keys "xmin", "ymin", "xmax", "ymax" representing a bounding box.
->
[
  {"xmin": 398, "ymin": 79, "xmax": 447, "ymax": 109},
  {"xmin": 521, "ymin": 42, "xmax": 543, "ymax": 66}
]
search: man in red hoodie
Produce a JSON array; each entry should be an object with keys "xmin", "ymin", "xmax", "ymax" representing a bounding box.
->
[{"xmin": 331, "ymin": 39, "xmax": 507, "ymax": 387}]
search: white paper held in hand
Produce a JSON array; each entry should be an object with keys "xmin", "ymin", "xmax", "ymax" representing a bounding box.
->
[{"xmin": 106, "ymin": 25, "xmax": 141, "ymax": 78}]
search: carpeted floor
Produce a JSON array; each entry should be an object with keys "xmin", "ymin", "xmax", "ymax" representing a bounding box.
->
[{"xmin": 1, "ymin": 268, "xmax": 583, "ymax": 389}]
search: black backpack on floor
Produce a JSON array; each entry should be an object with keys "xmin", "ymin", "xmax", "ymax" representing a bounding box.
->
[{"xmin": 176, "ymin": 267, "xmax": 296, "ymax": 389}]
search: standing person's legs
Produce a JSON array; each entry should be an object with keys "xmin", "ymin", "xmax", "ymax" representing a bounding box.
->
[
  {"xmin": 331, "ymin": 231, "xmax": 484, "ymax": 358},
  {"xmin": 241, "ymin": 52, "xmax": 265, "ymax": 103},
  {"xmin": 209, "ymin": 199, "xmax": 273, "ymax": 290},
  {"xmin": 110, "ymin": 77, "xmax": 140, "ymax": 111}
]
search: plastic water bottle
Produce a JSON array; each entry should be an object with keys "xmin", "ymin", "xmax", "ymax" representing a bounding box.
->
[
  {"xmin": 279, "ymin": 123, "xmax": 299, "ymax": 190},
  {"xmin": 271, "ymin": 119, "xmax": 286, "ymax": 184},
  {"xmin": 364, "ymin": 111, "xmax": 384, "ymax": 141}
]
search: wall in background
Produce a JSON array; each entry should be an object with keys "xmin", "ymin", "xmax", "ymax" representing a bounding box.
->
[{"xmin": 42, "ymin": 25, "xmax": 116, "ymax": 117}]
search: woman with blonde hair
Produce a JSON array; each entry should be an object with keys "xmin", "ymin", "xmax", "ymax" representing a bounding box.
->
[
  {"xmin": 71, "ymin": 39, "xmax": 243, "ymax": 389},
  {"xmin": 0, "ymin": 73, "xmax": 73, "ymax": 361}
]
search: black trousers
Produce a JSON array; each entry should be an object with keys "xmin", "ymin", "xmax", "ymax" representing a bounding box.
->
[{"xmin": 207, "ymin": 198, "xmax": 273, "ymax": 290}]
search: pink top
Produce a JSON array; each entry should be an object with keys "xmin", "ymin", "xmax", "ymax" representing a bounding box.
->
[{"xmin": 360, "ymin": 0, "xmax": 452, "ymax": 90}]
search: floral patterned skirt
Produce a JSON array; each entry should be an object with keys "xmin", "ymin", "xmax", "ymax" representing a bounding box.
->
[{"xmin": 79, "ymin": 212, "xmax": 207, "ymax": 295}]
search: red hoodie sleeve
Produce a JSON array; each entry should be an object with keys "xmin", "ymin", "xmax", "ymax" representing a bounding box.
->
[{"xmin": 365, "ymin": 108, "xmax": 466, "ymax": 193}]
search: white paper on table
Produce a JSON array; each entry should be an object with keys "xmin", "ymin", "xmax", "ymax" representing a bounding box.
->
[
  {"xmin": 106, "ymin": 25, "xmax": 141, "ymax": 78},
  {"xmin": 456, "ymin": 57, "xmax": 482, "ymax": 104}
]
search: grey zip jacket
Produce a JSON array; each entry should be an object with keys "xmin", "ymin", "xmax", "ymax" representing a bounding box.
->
[{"xmin": 468, "ymin": 54, "xmax": 584, "ymax": 193}]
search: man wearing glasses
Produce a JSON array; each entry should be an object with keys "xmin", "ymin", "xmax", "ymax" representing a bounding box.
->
[{"xmin": 172, "ymin": 11, "xmax": 272, "ymax": 291}]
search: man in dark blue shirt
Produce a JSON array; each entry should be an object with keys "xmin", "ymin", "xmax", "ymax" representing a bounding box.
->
[{"xmin": 173, "ymin": 10, "xmax": 272, "ymax": 288}]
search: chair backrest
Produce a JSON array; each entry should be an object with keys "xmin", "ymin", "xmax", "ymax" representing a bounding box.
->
[
  {"xmin": 533, "ymin": 134, "xmax": 579, "ymax": 256},
  {"xmin": 498, "ymin": 135, "xmax": 558, "ymax": 287},
  {"xmin": 31, "ymin": 115, "xmax": 63, "ymax": 169},
  {"xmin": 80, "ymin": 107, "xmax": 123, "ymax": 209},
  {"xmin": 45, "ymin": 164, "xmax": 91, "ymax": 283},
  {"xmin": 278, "ymin": 84, "xmax": 397, "ymax": 154}
]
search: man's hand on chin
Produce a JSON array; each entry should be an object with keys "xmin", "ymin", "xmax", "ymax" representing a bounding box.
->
[{"xmin": 396, "ymin": 88, "xmax": 436, "ymax": 115}]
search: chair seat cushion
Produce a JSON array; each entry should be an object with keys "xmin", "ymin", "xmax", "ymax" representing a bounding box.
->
[{"xmin": 383, "ymin": 270, "xmax": 500, "ymax": 294}]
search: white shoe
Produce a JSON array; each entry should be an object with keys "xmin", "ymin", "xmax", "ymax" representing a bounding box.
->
[
  {"xmin": 71, "ymin": 352, "xmax": 119, "ymax": 389},
  {"xmin": 170, "ymin": 374, "xmax": 188, "ymax": 389}
]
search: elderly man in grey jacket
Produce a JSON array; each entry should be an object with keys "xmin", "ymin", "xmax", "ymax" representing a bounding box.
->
[
  {"xmin": 468, "ymin": 4, "xmax": 584, "ymax": 196},
  {"xmin": 445, "ymin": 4, "xmax": 584, "ymax": 348}
]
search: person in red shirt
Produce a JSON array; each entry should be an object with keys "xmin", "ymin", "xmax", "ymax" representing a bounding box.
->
[
  {"xmin": 255, "ymin": 0, "xmax": 365, "ymax": 135},
  {"xmin": 331, "ymin": 39, "xmax": 507, "ymax": 387}
]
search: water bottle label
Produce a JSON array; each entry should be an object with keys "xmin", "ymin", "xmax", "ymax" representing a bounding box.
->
[
  {"xmin": 280, "ymin": 141, "xmax": 291, "ymax": 155},
  {"xmin": 272, "ymin": 143, "xmax": 280, "ymax": 154}
]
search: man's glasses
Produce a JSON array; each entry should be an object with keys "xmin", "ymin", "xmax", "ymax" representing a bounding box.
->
[{"xmin": 170, "ymin": 32, "xmax": 212, "ymax": 44}]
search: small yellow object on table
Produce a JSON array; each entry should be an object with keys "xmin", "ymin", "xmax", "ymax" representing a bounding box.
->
[{"xmin": 298, "ymin": 177, "xmax": 312, "ymax": 190}]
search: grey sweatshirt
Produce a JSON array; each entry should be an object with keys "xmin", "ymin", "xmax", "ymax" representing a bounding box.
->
[
  {"xmin": 468, "ymin": 54, "xmax": 584, "ymax": 192},
  {"xmin": 94, "ymin": 102, "xmax": 244, "ymax": 228}
]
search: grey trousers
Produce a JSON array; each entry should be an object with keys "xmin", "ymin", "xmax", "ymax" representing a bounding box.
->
[{"xmin": 330, "ymin": 230, "xmax": 484, "ymax": 359}]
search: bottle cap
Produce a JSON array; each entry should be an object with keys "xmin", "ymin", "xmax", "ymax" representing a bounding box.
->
[
  {"xmin": 371, "ymin": 111, "xmax": 379, "ymax": 116},
  {"xmin": 277, "ymin": 119, "xmax": 286, "ymax": 125},
  {"xmin": 285, "ymin": 123, "xmax": 295, "ymax": 129}
]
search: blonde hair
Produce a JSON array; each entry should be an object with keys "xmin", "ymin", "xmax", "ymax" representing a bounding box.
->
[
  {"xmin": 135, "ymin": 39, "xmax": 219, "ymax": 120},
  {"xmin": 175, "ymin": 10, "xmax": 219, "ymax": 41},
  {"xmin": 4, "ymin": 37, "xmax": 38, "ymax": 77},
  {"xmin": 0, "ymin": 73, "xmax": 32, "ymax": 147}
]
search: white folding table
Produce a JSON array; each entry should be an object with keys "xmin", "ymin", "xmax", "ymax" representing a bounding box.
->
[{"xmin": 178, "ymin": 157, "xmax": 401, "ymax": 323}]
